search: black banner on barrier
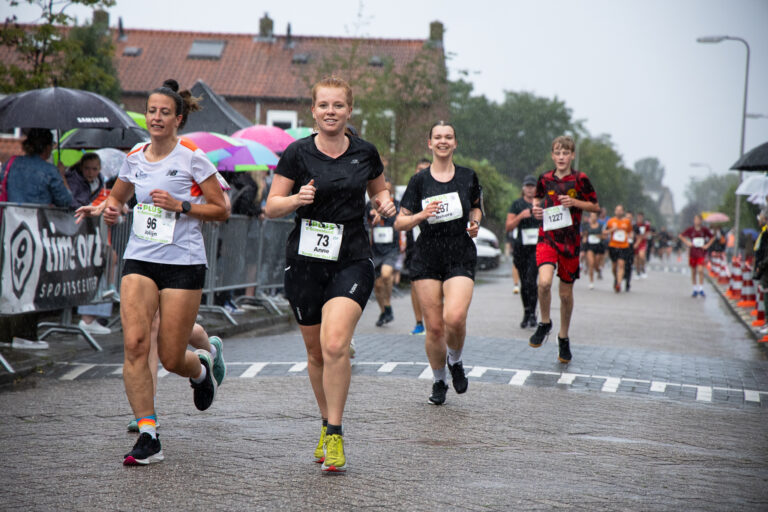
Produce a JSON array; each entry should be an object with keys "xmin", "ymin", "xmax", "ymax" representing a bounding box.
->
[{"xmin": 1, "ymin": 206, "xmax": 105, "ymax": 314}]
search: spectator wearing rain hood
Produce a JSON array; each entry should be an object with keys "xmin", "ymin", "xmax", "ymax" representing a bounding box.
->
[
  {"xmin": 3, "ymin": 128, "xmax": 72, "ymax": 206},
  {"xmin": 66, "ymin": 153, "xmax": 106, "ymax": 208}
]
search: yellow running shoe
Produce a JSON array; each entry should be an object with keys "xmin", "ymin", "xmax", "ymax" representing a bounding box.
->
[
  {"xmin": 321, "ymin": 434, "xmax": 346, "ymax": 473},
  {"xmin": 313, "ymin": 425, "xmax": 327, "ymax": 463}
]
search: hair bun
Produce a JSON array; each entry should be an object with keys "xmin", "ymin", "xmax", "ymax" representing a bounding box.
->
[{"xmin": 162, "ymin": 79, "xmax": 179, "ymax": 92}]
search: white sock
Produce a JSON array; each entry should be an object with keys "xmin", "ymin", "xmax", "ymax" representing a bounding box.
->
[
  {"xmin": 209, "ymin": 343, "xmax": 217, "ymax": 360},
  {"xmin": 191, "ymin": 363, "xmax": 207, "ymax": 383},
  {"xmin": 447, "ymin": 348, "xmax": 463, "ymax": 366},
  {"xmin": 432, "ymin": 366, "xmax": 447, "ymax": 384}
]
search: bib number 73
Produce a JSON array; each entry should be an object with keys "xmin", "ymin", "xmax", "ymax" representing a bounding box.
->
[{"xmin": 298, "ymin": 219, "xmax": 343, "ymax": 261}]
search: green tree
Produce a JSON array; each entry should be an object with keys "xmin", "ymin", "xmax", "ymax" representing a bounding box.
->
[
  {"xmin": 682, "ymin": 173, "xmax": 738, "ymax": 215},
  {"xmin": 0, "ymin": 0, "xmax": 118, "ymax": 97},
  {"xmin": 634, "ymin": 157, "xmax": 665, "ymax": 191},
  {"xmin": 450, "ymin": 79, "xmax": 578, "ymax": 183}
]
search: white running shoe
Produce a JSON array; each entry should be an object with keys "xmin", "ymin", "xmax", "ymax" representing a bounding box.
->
[
  {"xmin": 513, "ymin": 285, "xmax": 520, "ymax": 294},
  {"xmin": 78, "ymin": 319, "xmax": 111, "ymax": 335},
  {"xmin": 349, "ymin": 338, "xmax": 356, "ymax": 359},
  {"xmin": 589, "ymin": 283, "xmax": 595, "ymax": 290}
]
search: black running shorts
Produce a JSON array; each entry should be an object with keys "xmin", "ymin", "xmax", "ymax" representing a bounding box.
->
[
  {"xmin": 122, "ymin": 259, "xmax": 207, "ymax": 290},
  {"xmin": 284, "ymin": 257, "xmax": 375, "ymax": 325},
  {"xmin": 409, "ymin": 234, "xmax": 477, "ymax": 282}
]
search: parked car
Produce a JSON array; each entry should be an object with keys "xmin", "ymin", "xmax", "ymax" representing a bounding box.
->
[{"xmin": 474, "ymin": 226, "xmax": 501, "ymax": 270}]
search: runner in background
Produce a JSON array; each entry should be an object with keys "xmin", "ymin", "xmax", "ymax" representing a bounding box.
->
[
  {"xmin": 605, "ymin": 205, "xmax": 632, "ymax": 293},
  {"xmin": 582, "ymin": 211, "xmax": 604, "ymax": 289},
  {"xmin": 633, "ymin": 211, "xmax": 652, "ymax": 279},
  {"xmin": 395, "ymin": 121, "xmax": 482, "ymax": 405},
  {"xmin": 597, "ymin": 206, "xmax": 608, "ymax": 277},
  {"xmin": 265, "ymin": 76, "xmax": 395, "ymax": 473},
  {"xmin": 404, "ymin": 158, "xmax": 431, "ymax": 335},
  {"xmin": 679, "ymin": 214, "xmax": 715, "ymax": 297},
  {"xmin": 529, "ymin": 135, "xmax": 599, "ymax": 363},
  {"xmin": 506, "ymin": 175, "xmax": 540, "ymax": 327},
  {"xmin": 624, "ymin": 211, "xmax": 635, "ymax": 292},
  {"xmin": 367, "ymin": 178, "xmax": 401, "ymax": 327}
]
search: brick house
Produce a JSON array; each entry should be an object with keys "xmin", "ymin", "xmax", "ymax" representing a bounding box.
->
[{"xmin": 114, "ymin": 14, "xmax": 447, "ymax": 131}]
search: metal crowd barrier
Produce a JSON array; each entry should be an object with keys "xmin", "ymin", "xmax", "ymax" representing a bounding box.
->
[
  {"xmin": 110, "ymin": 213, "xmax": 293, "ymax": 325},
  {"xmin": 1, "ymin": 203, "xmax": 294, "ymax": 362},
  {"xmin": 0, "ymin": 202, "xmax": 111, "ymax": 353}
]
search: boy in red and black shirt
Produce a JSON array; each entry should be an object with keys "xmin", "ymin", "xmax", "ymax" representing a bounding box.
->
[
  {"xmin": 679, "ymin": 214, "xmax": 714, "ymax": 297},
  {"xmin": 531, "ymin": 136, "xmax": 600, "ymax": 363}
]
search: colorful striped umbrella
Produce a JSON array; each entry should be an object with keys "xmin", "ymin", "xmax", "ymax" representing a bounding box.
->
[
  {"xmin": 217, "ymin": 138, "xmax": 279, "ymax": 172},
  {"xmin": 181, "ymin": 131, "xmax": 243, "ymax": 164},
  {"xmin": 232, "ymin": 125, "xmax": 295, "ymax": 154},
  {"xmin": 285, "ymin": 126, "xmax": 314, "ymax": 139}
]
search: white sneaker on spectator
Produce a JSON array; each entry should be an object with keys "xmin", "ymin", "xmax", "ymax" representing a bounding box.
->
[
  {"xmin": 224, "ymin": 301, "xmax": 244, "ymax": 315},
  {"xmin": 78, "ymin": 319, "xmax": 111, "ymax": 335}
]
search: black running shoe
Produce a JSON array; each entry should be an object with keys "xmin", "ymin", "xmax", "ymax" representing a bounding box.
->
[
  {"xmin": 375, "ymin": 312, "xmax": 387, "ymax": 327},
  {"xmin": 448, "ymin": 360, "xmax": 468, "ymax": 394},
  {"xmin": 558, "ymin": 336, "xmax": 572, "ymax": 363},
  {"xmin": 428, "ymin": 380, "xmax": 449, "ymax": 405},
  {"xmin": 123, "ymin": 433, "xmax": 163, "ymax": 466},
  {"xmin": 382, "ymin": 310, "xmax": 394, "ymax": 324},
  {"xmin": 527, "ymin": 314, "xmax": 538, "ymax": 328},
  {"xmin": 519, "ymin": 312, "xmax": 530, "ymax": 329},
  {"xmin": 190, "ymin": 349, "xmax": 216, "ymax": 411},
  {"xmin": 529, "ymin": 321, "xmax": 552, "ymax": 348}
]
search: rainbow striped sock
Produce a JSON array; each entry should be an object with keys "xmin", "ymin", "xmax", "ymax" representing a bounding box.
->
[{"xmin": 137, "ymin": 415, "xmax": 157, "ymax": 439}]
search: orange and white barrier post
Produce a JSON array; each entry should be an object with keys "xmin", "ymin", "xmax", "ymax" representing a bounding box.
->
[
  {"xmin": 751, "ymin": 285, "xmax": 765, "ymax": 327},
  {"xmin": 738, "ymin": 264, "xmax": 756, "ymax": 309}
]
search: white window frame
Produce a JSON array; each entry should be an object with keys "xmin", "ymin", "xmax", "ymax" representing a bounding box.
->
[{"xmin": 266, "ymin": 110, "xmax": 297, "ymax": 129}]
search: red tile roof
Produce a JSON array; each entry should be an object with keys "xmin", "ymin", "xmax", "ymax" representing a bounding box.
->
[{"xmin": 115, "ymin": 29, "xmax": 442, "ymax": 101}]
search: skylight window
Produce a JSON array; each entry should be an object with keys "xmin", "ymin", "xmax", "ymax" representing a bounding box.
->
[
  {"xmin": 292, "ymin": 53, "xmax": 309, "ymax": 64},
  {"xmin": 188, "ymin": 40, "xmax": 226, "ymax": 59},
  {"xmin": 122, "ymin": 46, "xmax": 142, "ymax": 57}
]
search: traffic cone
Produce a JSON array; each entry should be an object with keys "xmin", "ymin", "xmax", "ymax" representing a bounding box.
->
[
  {"xmin": 751, "ymin": 286, "xmax": 765, "ymax": 326},
  {"xmin": 726, "ymin": 257, "xmax": 742, "ymax": 299},
  {"xmin": 738, "ymin": 264, "xmax": 756, "ymax": 308},
  {"xmin": 717, "ymin": 254, "xmax": 730, "ymax": 285}
]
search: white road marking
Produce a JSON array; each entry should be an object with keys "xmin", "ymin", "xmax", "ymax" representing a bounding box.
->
[
  {"xmin": 557, "ymin": 373, "xmax": 588, "ymax": 385},
  {"xmin": 508, "ymin": 370, "xmax": 531, "ymax": 386},
  {"xmin": 467, "ymin": 366, "xmax": 488, "ymax": 378},
  {"xmin": 60, "ymin": 364, "xmax": 95, "ymax": 380},
  {"xmin": 240, "ymin": 363, "xmax": 268, "ymax": 378},
  {"xmin": 378, "ymin": 362, "xmax": 400, "ymax": 373},
  {"xmin": 52, "ymin": 361, "xmax": 767, "ymax": 406},
  {"xmin": 691, "ymin": 385, "xmax": 712, "ymax": 402},
  {"xmin": 599, "ymin": 377, "xmax": 621, "ymax": 393},
  {"xmin": 418, "ymin": 366, "xmax": 433, "ymax": 380}
]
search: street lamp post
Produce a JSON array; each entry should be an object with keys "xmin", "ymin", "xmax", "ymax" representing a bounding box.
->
[{"xmin": 697, "ymin": 35, "xmax": 750, "ymax": 252}]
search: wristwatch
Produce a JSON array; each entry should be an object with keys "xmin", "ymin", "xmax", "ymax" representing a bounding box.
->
[
  {"xmin": 470, "ymin": 219, "xmax": 480, "ymax": 227},
  {"xmin": 181, "ymin": 201, "xmax": 191, "ymax": 214}
]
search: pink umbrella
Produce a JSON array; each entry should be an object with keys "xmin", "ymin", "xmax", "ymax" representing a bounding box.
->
[
  {"xmin": 181, "ymin": 131, "xmax": 243, "ymax": 164},
  {"xmin": 232, "ymin": 125, "xmax": 295, "ymax": 154}
]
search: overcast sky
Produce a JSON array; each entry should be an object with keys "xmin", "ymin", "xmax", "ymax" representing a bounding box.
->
[{"xmin": 11, "ymin": 0, "xmax": 768, "ymax": 209}]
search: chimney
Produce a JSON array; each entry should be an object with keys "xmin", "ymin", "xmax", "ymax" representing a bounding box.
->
[
  {"xmin": 428, "ymin": 21, "xmax": 444, "ymax": 48},
  {"xmin": 284, "ymin": 23, "xmax": 294, "ymax": 49},
  {"xmin": 258, "ymin": 13, "xmax": 274, "ymax": 40},
  {"xmin": 93, "ymin": 9, "xmax": 109, "ymax": 28},
  {"xmin": 117, "ymin": 16, "xmax": 126, "ymax": 41}
]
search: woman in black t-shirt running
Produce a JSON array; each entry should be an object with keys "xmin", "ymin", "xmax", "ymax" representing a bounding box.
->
[
  {"xmin": 265, "ymin": 77, "xmax": 396, "ymax": 473},
  {"xmin": 395, "ymin": 122, "xmax": 482, "ymax": 406}
]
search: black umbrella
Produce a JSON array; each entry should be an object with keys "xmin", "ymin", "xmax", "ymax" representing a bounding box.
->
[
  {"xmin": 0, "ymin": 86, "xmax": 137, "ymax": 130},
  {"xmin": 60, "ymin": 127, "xmax": 149, "ymax": 150},
  {"xmin": 731, "ymin": 141, "xmax": 768, "ymax": 171}
]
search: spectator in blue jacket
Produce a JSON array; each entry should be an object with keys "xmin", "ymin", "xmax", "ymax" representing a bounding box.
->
[{"xmin": 3, "ymin": 128, "xmax": 71, "ymax": 207}]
